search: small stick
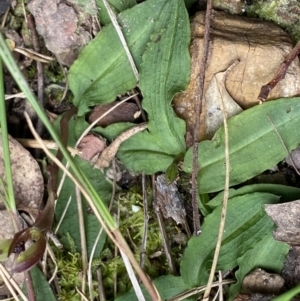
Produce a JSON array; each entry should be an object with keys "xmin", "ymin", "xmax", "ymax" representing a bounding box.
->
[
  {"xmin": 140, "ymin": 174, "xmax": 148, "ymax": 270},
  {"xmin": 97, "ymin": 268, "xmax": 106, "ymax": 301},
  {"xmin": 16, "ymin": 138, "xmax": 80, "ymax": 156},
  {"xmin": 202, "ymin": 63, "xmax": 231, "ymax": 301},
  {"xmin": 102, "ymin": 0, "xmax": 139, "ymax": 82},
  {"xmin": 258, "ymin": 40, "xmax": 300, "ymax": 102},
  {"xmin": 191, "ymin": 0, "xmax": 213, "ymax": 235},
  {"xmin": 266, "ymin": 114, "xmax": 300, "ymax": 176},
  {"xmin": 27, "ymin": 14, "xmax": 45, "ymax": 140}
]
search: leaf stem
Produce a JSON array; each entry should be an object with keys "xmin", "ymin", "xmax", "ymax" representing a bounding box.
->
[{"xmin": 0, "ymin": 56, "xmax": 19, "ymax": 231}]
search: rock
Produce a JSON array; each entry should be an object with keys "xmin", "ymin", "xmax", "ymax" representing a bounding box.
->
[
  {"xmin": 0, "ymin": 134, "xmax": 43, "ymax": 218},
  {"xmin": 173, "ymin": 11, "xmax": 300, "ymax": 140},
  {"xmin": 28, "ymin": 0, "xmax": 93, "ymax": 66}
]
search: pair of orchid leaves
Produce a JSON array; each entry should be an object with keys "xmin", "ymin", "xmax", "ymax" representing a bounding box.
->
[{"xmin": 0, "ymin": 191, "xmax": 54, "ymax": 273}]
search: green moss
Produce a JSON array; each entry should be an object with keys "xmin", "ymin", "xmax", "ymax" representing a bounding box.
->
[
  {"xmin": 53, "ymin": 234, "xmax": 99, "ymax": 301},
  {"xmin": 53, "ymin": 185, "xmax": 187, "ymax": 300}
]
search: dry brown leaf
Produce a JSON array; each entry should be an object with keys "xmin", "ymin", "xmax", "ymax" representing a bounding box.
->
[
  {"xmin": 88, "ymin": 102, "xmax": 140, "ymax": 127},
  {"xmin": 154, "ymin": 174, "xmax": 186, "ymax": 225},
  {"xmin": 173, "ymin": 11, "xmax": 300, "ymax": 141},
  {"xmin": 95, "ymin": 123, "xmax": 148, "ymax": 169},
  {"xmin": 0, "ymin": 134, "xmax": 43, "ymax": 218}
]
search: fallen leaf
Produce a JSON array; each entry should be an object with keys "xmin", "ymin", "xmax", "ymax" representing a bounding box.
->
[
  {"xmin": 95, "ymin": 123, "xmax": 148, "ymax": 169},
  {"xmin": 155, "ymin": 174, "xmax": 187, "ymax": 225},
  {"xmin": 88, "ymin": 101, "xmax": 140, "ymax": 127}
]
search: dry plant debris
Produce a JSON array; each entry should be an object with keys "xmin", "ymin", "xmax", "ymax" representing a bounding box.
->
[
  {"xmin": 0, "ymin": 211, "xmax": 24, "ymax": 295},
  {"xmin": 88, "ymin": 101, "xmax": 140, "ymax": 127},
  {"xmin": 173, "ymin": 10, "xmax": 300, "ymax": 141},
  {"xmin": 95, "ymin": 123, "xmax": 148, "ymax": 169},
  {"xmin": 155, "ymin": 174, "xmax": 187, "ymax": 226}
]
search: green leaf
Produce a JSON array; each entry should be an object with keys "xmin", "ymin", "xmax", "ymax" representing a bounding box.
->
[
  {"xmin": 272, "ymin": 285, "xmax": 300, "ymax": 301},
  {"xmin": 229, "ymin": 234, "xmax": 289, "ymax": 300},
  {"xmin": 93, "ymin": 122, "xmax": 135, "ymax": 141},
  {"xmin": 183, "ymin": 98, "xmax": 300, "ymax": 193},
  {"xmin": 0, "ymin": 238, "xmax": 12, "ymax": 261},
  {"xmin": 96, "ymin": 0, "xmax": 137, "ymax": 26},
  {"xmin": 23, "ymin": 266, "xmax": 56, "ymax": 301},
  {"xmin": 55, "ymin": 118, "xmax": 113, "ymax": 258},
  {"xmin": 117, "ymin": 0, "xmax": 190, "ymax": 173},
  {"xmin": 207, "ymin": 184, "xmax": 300, "ymax": 214},
  {"xmin": 114, "ymin": 275, "xmax": 190, "ymax": 301},
  {"xmin": 181, "ymin": 192, "xmax": 282, "ymax": 288},
  {"xmin": 69, "ymin": 0, "xmax": 172, "ymax": 115}
]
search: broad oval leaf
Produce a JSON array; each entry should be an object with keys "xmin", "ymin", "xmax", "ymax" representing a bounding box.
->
[
  {"xmin": 183, "ymin": 97, "xmax": 300, "ymax": 193},
  {"xmin": 116, "ymin": 0, "xmax": 190, "ymax": 173},
  {"xmin": 69, "ymin": 0, "xmax": 175, "ymax": 115},
  {"xmin": 180, "ymin": 192, "xmax": 281, "ymax": 288}
]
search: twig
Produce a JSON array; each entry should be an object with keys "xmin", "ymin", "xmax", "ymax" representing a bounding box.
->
[
  {"xmin": 191, "ymin": 0, "xmax": 213, "ymax": 235},
  {"xmin": 75, "ymin": 187, "xmax": 88, "ymax": 301},
  {"xmin": 202, "ymin": 65, "xmax": 231, "ymax": 301},
  {"xmin": 120, "ymin": 249, "xmax": 146, "ymax": 301},
  {"xmin": 16, "ymin": 138, "xmax": 80, "ymax": 155},
  {"xmin": 54, "ymin": 196, "xmax": 72, "ymax": 234},
  {"xmin": 266, "ymin": 114, "xmax": 300, "ymax": 175},
  {"xmin": 24, "ymin": 271, "xmax": 36, "ymax": 301},
  {"xmin": 258, "ymin": 40, "xmax": 300, "ymax": 102},
  {"xmin": 27, "ymin": 14, "xmax": 45, "ymax": 140},
  {"xmin": 1, "ymin": 7, "xmax": 10, "ymax": 28},
  {"xmin": 75, "ymin": 287, "xmax": 89, "ymax": 301},
  {"xmin": 95, "ymin": 123, "xmax": 148, "ymax": 169},
  {"xmin": 97, "ymin": 268, "xmax": 106, "ymax": 301},
  {"xmin": 167, "ymin": 279, "xmax": 235, "ymax": 301},
  {"xmin": 102, "ymin": 0, "xmax": 139, "ymax": 82},
  {"xmin": 13, "ymin": 48, "xmax": 53, "ymax": 63},
  {"xmin": 0, "ymin": 263, "xmax": 28, "ymax": 301},
  {"xmin": 140, "ymin": 174, "xmax": 148, "ymax": 270},
  {"xmin": 218, "ymin": 271, "xmax": 223, "ymax": 301}
]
